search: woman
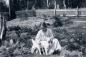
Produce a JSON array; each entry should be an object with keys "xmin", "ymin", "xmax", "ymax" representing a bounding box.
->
[{"xmin": 35, "ymin": 22, "xmax": 61, "ymax": 55}]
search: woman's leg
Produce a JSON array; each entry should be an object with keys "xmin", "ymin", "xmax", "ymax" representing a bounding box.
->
[
  {"xmin": 52, "ymin": 38, "xmax": 61, "ymax": 51},
  {"xmin": 48, "ymin": 38, "xmax": 61, "ymax": 55}
]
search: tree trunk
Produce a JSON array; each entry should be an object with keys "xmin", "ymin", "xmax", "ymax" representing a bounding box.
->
[
  {"xmin": 54, "ymin": 0, "xmax": 56, "ymax": 16},
  {"xmin": 47, "ymin": 0, "xmax": 49, "ymax": 8},
  {"xmin": 0, "ymin": 15, "xmax": 7, "ymax": 41}
]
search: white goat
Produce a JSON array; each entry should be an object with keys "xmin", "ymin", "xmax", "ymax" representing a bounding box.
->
[
  {"xmin": 31, "ymin": 39, "xmax": 41, "ymax": 55},
  {"xmin": 31, "ymin": 38, "xmax": 51, "ymax": 55},
  {"xmin": 40, "ymin": 40, "xmax": 49, "ymax": 55}
]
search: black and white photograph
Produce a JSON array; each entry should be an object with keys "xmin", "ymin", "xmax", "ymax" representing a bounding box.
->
[{"xmin": 0, "ymin": 0, "xmax": 86, "ymax": 57}]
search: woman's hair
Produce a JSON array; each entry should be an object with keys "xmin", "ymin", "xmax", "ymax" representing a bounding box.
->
[{"xmin": 42, "ymin": 22, "xmax": 47, "ymax": 28}]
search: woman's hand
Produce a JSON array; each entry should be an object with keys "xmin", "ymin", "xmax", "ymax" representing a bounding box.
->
[{"xmin": 49, "ymin": 39, "xmax": 53, "ymax": 44}]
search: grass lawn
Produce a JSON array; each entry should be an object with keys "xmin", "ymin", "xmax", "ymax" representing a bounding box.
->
[{"xmin": 0, "ymin": 16, "xmax": 86, "ymax": 57}]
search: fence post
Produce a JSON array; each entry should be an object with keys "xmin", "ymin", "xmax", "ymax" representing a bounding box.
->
[
  {"xmin": 77, "ymin": 7, "xmax": 81, "ymax": 17},
  {"xmin": 54, "ymin": 0, "xmax": 56, "ymax": 16}
]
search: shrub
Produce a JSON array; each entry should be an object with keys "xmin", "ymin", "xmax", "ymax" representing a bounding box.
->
[
  {"xmin": 53, "ymin": 26, "xmax": 86, "ymax": 55},
  {"xmin": 53, "ymin": 16, "xmax": 63, "ymax": 27},
  {"xmin": 53, "ymin": 15, "xmax": 73, "ymax": 27}
]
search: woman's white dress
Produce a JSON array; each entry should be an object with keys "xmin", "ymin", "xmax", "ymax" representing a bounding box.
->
[{"xmin": 35, "ymin": 28, "xmax": 61, "ymax": 54}]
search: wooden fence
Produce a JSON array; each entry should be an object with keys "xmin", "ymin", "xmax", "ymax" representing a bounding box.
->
[
  {"xmin": 16, "ymin": 8, "xmax": 86, "ymax": 18},
  {"xmin": 36, "ymin": 9, "xmax": 86, "ymax": 17}
]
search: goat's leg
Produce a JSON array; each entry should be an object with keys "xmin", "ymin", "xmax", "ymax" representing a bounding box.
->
[
  {"xmin": 31, "ymin": 46, "xmax": 35, "ymax": 54},
  {"xmin": 45, "ymin": 48, "xmax": 48, "ymax": 55},
  {"xmin": 42, "ymin": 48, "xmax": 45, "ymax": 55},
  {"xmin": 38, "ymin": 47, "xmax": 41, "ymax": 55}
]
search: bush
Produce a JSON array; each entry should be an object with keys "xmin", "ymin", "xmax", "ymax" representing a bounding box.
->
[
  {"xmin": 53, "ymin": 26, "xmax": 86, "ymax": 55},
  {"xmin": 53, "ymin": 16, "xmax": 73, "ymax": 27},
  {"xmin": 53, "ymin": 16, "xmax": 63, "ymax": 27}
]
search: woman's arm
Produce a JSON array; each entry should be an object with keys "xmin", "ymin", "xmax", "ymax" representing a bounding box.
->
[
  {"xmin": 48, "ymin": 29, "xmax": 54, "ymax": 39},
  {"xmin": 35, "ymin": 30, "xmax": 42, "ymax": 41}
]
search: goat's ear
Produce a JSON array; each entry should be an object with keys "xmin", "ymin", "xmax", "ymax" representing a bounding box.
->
[
  {"xmin": 33, "ymin": 37, "xmax": 35, "ymax": 40},
  {"xmin": 31, "ymin": 39, "xmax": 35, "ymax": 43}
]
